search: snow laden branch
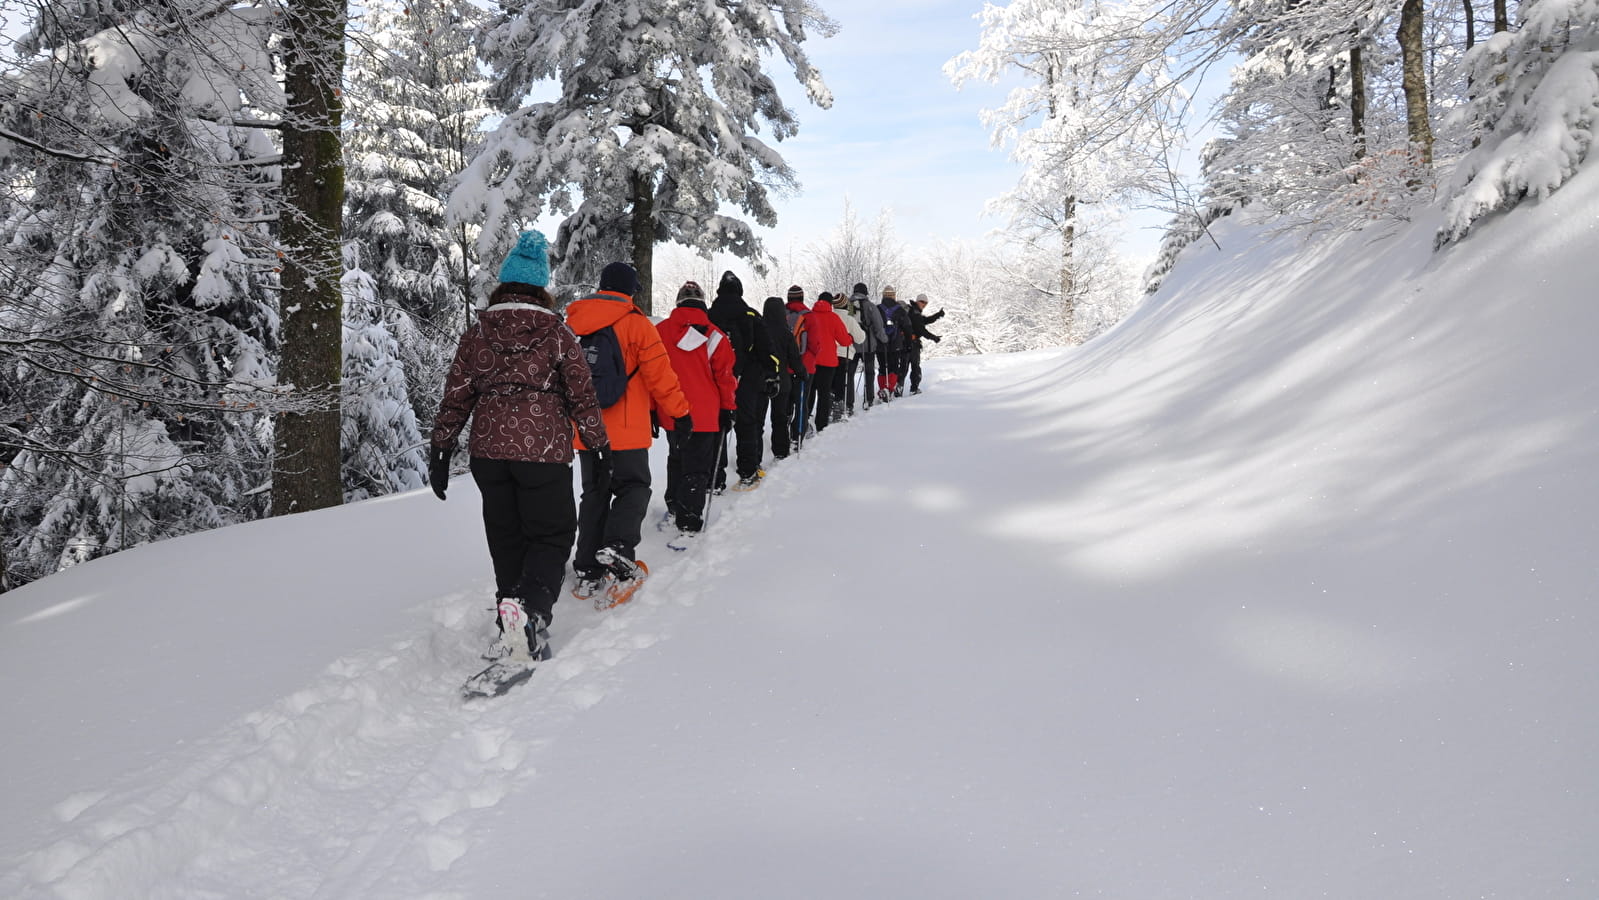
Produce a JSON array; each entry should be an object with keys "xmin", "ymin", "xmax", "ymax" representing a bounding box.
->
[{"xmin": 453, "ymin": 0, "xmax": 835, "ymax": 312}]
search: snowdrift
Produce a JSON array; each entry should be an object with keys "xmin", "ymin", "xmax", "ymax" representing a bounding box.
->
[{"xmin": 2, "ymin": 167, "xmax": 1596, "ymax": 898}]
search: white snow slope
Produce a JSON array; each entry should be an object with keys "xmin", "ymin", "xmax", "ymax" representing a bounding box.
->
[{"xmin": 3, "ymin": 167, "xmax": 1597, "ymax": 899}]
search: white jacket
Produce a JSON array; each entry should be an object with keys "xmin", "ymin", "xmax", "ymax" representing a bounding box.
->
[{"xmin": 834, "ymin": 302, "xmax": 866, "ymax": 360}]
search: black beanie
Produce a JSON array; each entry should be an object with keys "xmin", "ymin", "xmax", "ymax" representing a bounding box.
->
[
  {"xmin": 852, "ymin": 282, "xmax": 868, "ymax": 296},
  {"xmin": 716, "ymin": 270, "xmax": 743, "ymax": 300},
  {"xmin": 817, "ymin": 291, "xmax": 834, "ymax": 306},
  {"xmin": 599, "ymin": 261, "xmax": 638, "ymax": 296}
]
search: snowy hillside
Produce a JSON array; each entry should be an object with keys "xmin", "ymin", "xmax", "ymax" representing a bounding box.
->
[{"xmin": 3, "ymin": 167, "xmax": 1597, "ymax": 898}]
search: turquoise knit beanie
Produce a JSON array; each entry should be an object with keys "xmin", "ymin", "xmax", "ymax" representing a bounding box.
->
[{"xmin": 498, "ymin": 230, "xmax": 550, "ymax": 287}]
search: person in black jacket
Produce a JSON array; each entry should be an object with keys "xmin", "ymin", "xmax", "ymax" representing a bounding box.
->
[
  {"xmin": 762, "ymin": 295, "xmax": 806, "ymax": 459},
  {"xmin": 708, "ymin": 271, "xmax": 778, "ymax": 490},
  {"xmin": 906, "ymin": 293, "xmax": 944, "ymax": 395},
  {"xmin": 878, "ymin": 287, "xmax": 914, "ymax": 400}
]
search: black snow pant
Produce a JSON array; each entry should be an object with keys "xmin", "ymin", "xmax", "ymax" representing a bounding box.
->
[
  {"xmin": 908, "ymin": 341, "xmax": 924, "ymax": 391},
  {"xmin": 811, "ymin": 364, "xmax": 838, "ymax": 433},
  {"xmin": 666, "ymin": 431, "xmax": 721, "ymax": 532},
  {"xmin": 859, "ymin": 350, "xmax": 877, "ymax": 408},
  {"xmin": 718, "ymin": 377, "xmax": 769, "ymax": 488},
  {"xmin": 574, "ymin": 447, "xmax": 651, "ymax": 576},
  {"xmin": 890, "ymin": 345, "xmax": 910, "ymax": 391},
  {"xmin": 832, "ymin": 356, "xmax": 858, "ymax": 416},
  {"xmin": 470, "ymin": 457, "xmax": 576, "ymax": 623},
  {"xmin": 769, "ymin": 372, "xmax": 794, "ymax": 459}
]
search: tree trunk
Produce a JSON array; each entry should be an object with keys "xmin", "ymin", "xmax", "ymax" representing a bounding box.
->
[
  {"xmin": 630, "ymin": 170, "xmax": 656, "ymax": 315},
  {"xmin": 273, "ymin": 0, "xmax": 348, "ymax": 516},
  {"xmin": 1494, "ymin": 0, "xmax": 1509, "ymax": 32},
  {"xmin": 1061, "ymin": 195, "xmax": 1077, "ymax": 344},
  {"xmin": 1464, "ymin": 0, "xmax": 1477, "ymax": 49},
  {"xmin": 1397, "ymin": 0, "xmax": 1434, "ymax": 167},
  {"xmin": 1351, "ymin": 45, "xmax": 1368, "ymax": 160}
]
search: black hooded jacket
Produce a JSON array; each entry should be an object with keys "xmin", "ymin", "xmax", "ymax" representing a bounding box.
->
[
  {"xmin": 762, "ymin": 296, "xmax": 806, "ymax": 377},
  {"xmin": 709, "ymin": 272, "xmax": 777, "ymax": 380}
]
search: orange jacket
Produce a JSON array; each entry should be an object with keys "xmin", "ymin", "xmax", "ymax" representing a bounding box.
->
[{"xmin": 566, "ymin": 292, "xmax": 691, "ymax": 451}]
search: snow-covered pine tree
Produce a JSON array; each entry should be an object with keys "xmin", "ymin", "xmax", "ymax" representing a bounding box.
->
[
  {"xmin": 344, "ymin": 0, "xmax": 491, "ymax": 430},
  {"xmin": 1440, "ymin": 0, "xmax": 1599, "ymax": 242},
  {"xmin": 454, "ymin": 0, "xmax": 836, "ymax": 314},
  {"xmin": 0, "ymin": 6, "xmax": 284, "ymax": 587},
  {"xmin": 339, "ymin": 254, "xmax": 428, "ymax": 501}
]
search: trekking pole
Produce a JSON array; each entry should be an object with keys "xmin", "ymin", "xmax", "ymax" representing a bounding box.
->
[
  {"xmin": 701, "ymin": 427, "xmax": 728, "ymax": 528},
  {"xmin": 794, "ymin": 376, "xmax": 809, "ymax": 453}
]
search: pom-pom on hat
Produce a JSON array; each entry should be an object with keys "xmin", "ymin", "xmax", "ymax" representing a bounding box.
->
[
  {"xmin": 598, "ymin": 261, "xmax": 639, "ymax": 297},
  {"xmin": 717, "ymin": 270, "xmax": 743, "ymax": 299},
  {"xmin": 498, "ymin": 230, "xmax": 550, "ymax": 287},
  {"xmin": 676, "ymin": 281, "xmax": 706, "ymax": 304},
  {"xmin": 786, "ymin": 285, "xmax": 805, "ymax": 303}
]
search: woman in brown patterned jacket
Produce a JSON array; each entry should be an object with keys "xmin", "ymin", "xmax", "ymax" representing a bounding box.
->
[{"xmin": 429, "ymin": 230, "xmax": 610, "ymax": 663}]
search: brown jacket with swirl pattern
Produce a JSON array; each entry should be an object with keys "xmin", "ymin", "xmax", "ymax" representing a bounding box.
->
[{"xmin": 431, "ymin": 299, "xmax": 609, "ymax": 462}]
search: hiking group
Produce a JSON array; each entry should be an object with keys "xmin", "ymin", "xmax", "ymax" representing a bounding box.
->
[{"xmin": 426, "ymin": 230, "xmax": 945, "ymax": 677}]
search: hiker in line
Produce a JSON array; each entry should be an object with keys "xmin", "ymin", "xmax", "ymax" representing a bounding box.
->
[
  {"xmin": 708, "ymin": 271, "xmax": 778, "ymax": 492},
  {"xmin": 564, "ymin": 262, "xmax": 692, "ymax": 606},
  {"xmin": 655, "ymin": 281, "xmax": 737, "ymax": 542},
  {"xmin": 783, "ymin": 285, "xmax": 816, "ymax": 443},
  {"xmin": 762, "ymin": 295, "xmax": 806, "ymax": 460},
  {"xmin": 875, "ymin": 285, "xmax": 909, "ymax": 402},
  {"xmin": 805, "ymin": 291, "xmax": 854, "ymax": 434},
  {"xmin": 429, "ymin": 230, "xmax": 610, "ymax": 662},
  {"xmin": 906, "ymin": 293, "xmax": 944, "ymax": 395},
  {"xmin": 830, "ymin": 290, "xmax": 866, "ymax": 419},
  {"xmin": 853, "ymin": 282, "xmax": 888, "ymax": 410}
]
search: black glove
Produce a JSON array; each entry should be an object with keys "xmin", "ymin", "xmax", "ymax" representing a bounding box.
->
[
  {"xmin": 719, "ymin": 409, "xmax": 734, "ymax": 431},
  {"xmin": 930, "ymin": 335, "xmax": 941, "ymax": 343},
  {"xmin": 651, "ymin": 419, "xmax": 660, "ymax": 438},
  {"xmin": 591, "ymin": 443, "xmax": 613, "ymax": 482},
  {"xmin": 428, "ymin": 445, "xmax": 452, "ymax": 501},
  {"xmin": 673, "ymin": 414, "xmax": 695, "ymax": 434},
  {"xmin": 763, "ymin": 374, "xmax": 780, "ymax": 397}
]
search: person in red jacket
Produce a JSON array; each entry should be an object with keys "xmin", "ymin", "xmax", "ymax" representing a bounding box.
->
[
  {"xmin": 801, "ymin": 291, "xmax": 855, "ymax": 434},
  {"xmin": 565, "ymin": 262, "xmax": 692, "ymax": 606},
  {"xmin": 430, "ymin": 229, "xmax": 610, "ymax": 662},
  {"xmin": 655, "ymin": 282, "xmax": 737, "ymax": 540}
]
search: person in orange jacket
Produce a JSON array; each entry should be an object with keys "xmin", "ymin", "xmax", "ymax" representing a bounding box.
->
[
  {"xmin": 655, "ymin": 281, "xmax": 737, "ymax": 540},
  {"xmin": 565, "ymin": 262, "xmax": 692, "ymax": 603}
]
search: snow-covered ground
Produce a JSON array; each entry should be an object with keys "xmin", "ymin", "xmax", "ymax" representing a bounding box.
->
[{"xmin": 3, "ymin": 166, "xmax": 1597, "ymax": 899}]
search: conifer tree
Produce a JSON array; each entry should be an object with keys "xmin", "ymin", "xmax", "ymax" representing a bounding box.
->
[
  {"xmin": 454, "ymin": 0, "xmax": 836, "ymax": 314},
  {"xmin": 0, "ymin": 6, "xmax": 284, "ymax": 586},
  {"xmin": 344, "ymin": 0, "xmax": 491, "ymax": 427}
]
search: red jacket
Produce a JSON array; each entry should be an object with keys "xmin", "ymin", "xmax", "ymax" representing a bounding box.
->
[
  {"xmin": 801, "ymin": 301, "xmax": 854, "ymax": 370},
  {"xmin": 565, "ymin": 291, "xmax": 691, "ymax": 451},
  {"xmin": 432, "ymin": 299, "xmax": 609, "ymax": 462},
  {"xmin": 655, "ymin": 303, "xmax": 737, "ymax": 432}
]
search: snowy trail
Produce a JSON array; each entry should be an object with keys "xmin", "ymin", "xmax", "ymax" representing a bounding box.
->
[{"xmin": 5, "ymin": 167, "xmax": 1599, "ymax": 897}]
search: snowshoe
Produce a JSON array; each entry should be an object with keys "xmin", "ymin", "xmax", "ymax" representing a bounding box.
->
[
  {"xmin": 594, "ymin": 545, "xmax": 647, "ymax": 608},
  {"xmin": 571, "ymin": 570, "xmax": 608, "ymax": 601},
  {"xmin": 731, "ymin": 470, "xmax": 765, "ymax": 492},
  {"xmin": 462, "ymin": 604, "xmax": 550, "ymax": 699}
]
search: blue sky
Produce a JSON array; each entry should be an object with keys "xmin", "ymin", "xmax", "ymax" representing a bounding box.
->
[
  {"xmin": 755, "ymin": 0, "xmax": 1182, "ymax": 265},
  {"xmin": 755, "ymin": 0, "xmax": 1031, "ymax": 258}
]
